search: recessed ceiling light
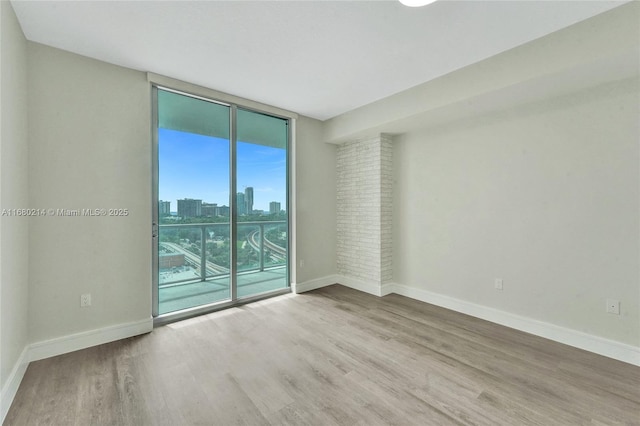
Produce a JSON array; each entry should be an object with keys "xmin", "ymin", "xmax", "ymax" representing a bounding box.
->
[{"xmin": 399, "ymin": 0, "xmax": 438, "ymax": 7}]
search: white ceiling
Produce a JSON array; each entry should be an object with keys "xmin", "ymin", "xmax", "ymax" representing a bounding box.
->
[{"xmin": 10, "ymin": 0, "xmax": 628, "ymax": 120}]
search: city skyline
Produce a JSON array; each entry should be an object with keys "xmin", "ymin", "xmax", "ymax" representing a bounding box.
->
[
  {"xmin": 160, "ymin": 191, "xmax": 284, "ymax": 217},
  {"xmin": 158, "ymin": 128, "xmax": 287, "ymax": 212}
]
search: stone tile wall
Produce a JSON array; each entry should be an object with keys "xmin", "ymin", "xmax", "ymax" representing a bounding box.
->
[{"xmin": 336, "ymin": 135, "xmax": 392, "ymax": 287}]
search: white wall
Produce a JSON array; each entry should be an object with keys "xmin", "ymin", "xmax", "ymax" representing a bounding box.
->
[
  {"xmin": 393, "ymin": 77, "xmax": 639, "ymax": 347},
  {"xmin": 27, "ymin": 43, "xmax": 152, "ymax": 343},
  {"xmin": 295, "ymin": 116, "xmax": 337, "ymax": 285},
  {"xmin": 0, "ymin": 0, "xmax": 30, "ymax": 412}
]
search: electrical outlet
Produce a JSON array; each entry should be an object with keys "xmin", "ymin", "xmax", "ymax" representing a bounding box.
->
[
  {"xmin": 494, "ymin": 279, "xmax": 503, "ymax": 291},
  {"xmin": 80, "ymin": 293, "xmax": 92, "ymax": 307},
  {"xmin": 299, "ymin": 259, "xmax": 305, "ymax": 268},
  {"xmin": 606, "ymin": 299, "xmax": 620, "ymax": 315}
]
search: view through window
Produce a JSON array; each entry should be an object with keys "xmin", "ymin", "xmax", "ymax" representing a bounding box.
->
[{"xmin": 154, "ymin": 88, "xmax": 289, "ymax": 316}]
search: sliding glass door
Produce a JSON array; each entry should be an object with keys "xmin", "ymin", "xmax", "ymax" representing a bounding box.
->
[
  {"xmin": 235, "ymin": 109, "xmax": 289, "ymax": 298},
  {"xmin": 152, "ymin": 87, "xmax": 289, "ymax": 319}
]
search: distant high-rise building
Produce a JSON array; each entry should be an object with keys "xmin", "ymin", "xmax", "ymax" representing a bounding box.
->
[
  {"xmin": 177, "ymin": 198, "xmax": 202, "ymax": 218},
  {"xmin": 269, "ymin": 201, "xmax": 281, "ymax": 215},
  {"xmin": 218, "ymin": 205, "xmax": 230, "ymax": 217},
  {"xmin": 201, "ymin": 202, "xmax": 218, "ymax": 217},
  {"xmin": 245, "ymin": 187, "xmax": 254, "ymax": 215},
  {"xmin": 159, "ymin": 200, "xmax": 171, "ymax": 216},
  {"xmin": 236, "ymin": 192, "xmax": 246, "ymax": 215}
]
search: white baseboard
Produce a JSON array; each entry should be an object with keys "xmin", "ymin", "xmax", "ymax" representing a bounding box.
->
[
  {"xmin": 338, "ymin": 275, "xmax": 384, "ymax": 296},
  {"xmin": 1, "ymin": 318, "xmax": 153, "ymax": 423},
  {"xmin": 380, "ymin": 282, "xmax": 395, "ymax": 296},
  {"xmin": 1, "ymin": 346, "xmax": 29, "ymax": 424},
  {"xmin": 293, "ymin": 275, "xmax": 340, "ymax": 293},
  {"xmin": 28, "ymin": 317, "xmax": 153, "ymax": 362},
  {"xmin": 292, "ymin": 274, "xmax": 393, "ymax": 297},
  {"xmin": 389, "ymin": 283, "xmax": 640, "ymax": 367}
]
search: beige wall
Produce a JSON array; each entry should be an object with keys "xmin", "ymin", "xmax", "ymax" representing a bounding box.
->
[
  {"xmin": 24, "ymin": 42, "xmax": 336, "ymax": 343},
  {"xmin": 393, "ymin": 77, "xmax": 640, "ymax": 346},
  {"xmin": 295, "ymin": 116, "xmax": 337, "ymax": 284},
  {"xmin": 27, "ymin": 43, "xmax": 152, "ymax": 342},
  {"xmin": 0, "ymin": 0, "xmax": 30, "ymax": 395}
]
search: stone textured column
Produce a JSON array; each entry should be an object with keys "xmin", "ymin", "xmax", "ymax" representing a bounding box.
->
[{"xmin": 336, "ymin": 134, "xmax": 393, "ymax": 291}]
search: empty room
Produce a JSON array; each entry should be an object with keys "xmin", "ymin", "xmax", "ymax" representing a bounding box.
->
[{"xmin": 1, "ymin": 0, "xmax": 639, "ymax": 424}]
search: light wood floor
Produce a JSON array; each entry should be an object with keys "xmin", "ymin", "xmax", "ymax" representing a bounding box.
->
[{"xmin": 5, "ymin": 285, "xmax": 640, "ymax": 425}]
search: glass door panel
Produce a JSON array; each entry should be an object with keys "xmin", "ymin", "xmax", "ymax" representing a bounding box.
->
[
  {"xmin": 153, "ymin": 88, "xmax": 290, "ymax": 319},
  {"xmin": 235, "ymin": 108, "xmax": 289, "ymax": 298},
  {"xmin": 156, "ymin": 89, "xmax": 231, "ymax": 314}
]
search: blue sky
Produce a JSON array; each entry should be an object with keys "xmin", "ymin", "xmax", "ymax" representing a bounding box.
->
[{"xmin": 159, "ymin": 128, "xmax": 286, "ymax": 212}]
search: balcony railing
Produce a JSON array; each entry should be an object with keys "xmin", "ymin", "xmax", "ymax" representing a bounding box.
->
[{"xmin": 158, "ymin": 220, "xmax": 287, "ymax": 287}]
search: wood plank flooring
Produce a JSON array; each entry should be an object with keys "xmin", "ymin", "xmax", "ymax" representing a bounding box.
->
[{"xmin": 5, "ymin": 284, "xmax": 640, "ymax": 425}]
